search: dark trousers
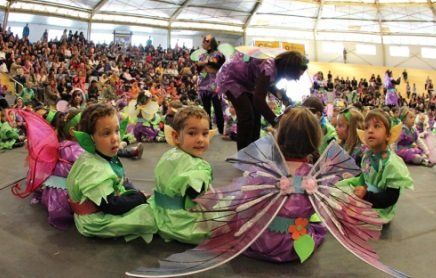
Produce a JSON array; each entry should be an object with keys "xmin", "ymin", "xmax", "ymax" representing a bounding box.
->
[
  {"xmin": 226, "ymin": 92, "xmax": 261, "ymax": 150},
  {"xmin": 200, "ymin": 90, "xmax": 224, "ymax": 134}
]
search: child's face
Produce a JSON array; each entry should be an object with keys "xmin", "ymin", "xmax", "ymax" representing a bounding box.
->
[
  {"xmin": 393, "ymin": 110, "xmax": 400, "ymax": 117},
  {"xmin": 404, "ymin": 111, "xmax": 415, "ymax": 128},
  {"xmin": 92, "ymin": 114, "xmax": 121, "ymax": 157},
  {"xmin": 173, "ymin": 117, "xmax": 210, "ymax": 158},
  {"xmin": 16, "ymin": 98, "xmax": 23, "ymax": 108},
  {"xmin": 335, "ymin": 114, "xmax": 349, "ymax": 141},
  {"xmin": 364, "ymin": 118, "xmax": 390, "ymax": 153},
  {"xmin": 74, "ymin": 94, "xmax": 82, "ymax": 104}
]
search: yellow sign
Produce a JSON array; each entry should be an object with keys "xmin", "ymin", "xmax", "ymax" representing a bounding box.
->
[
  {"xmin": 281, "ymin": 42, "xmax": 305, "ymax": 55},
  {"xmin": 254, "ymin": 40, "xmax": 279, "ymax": 48}
]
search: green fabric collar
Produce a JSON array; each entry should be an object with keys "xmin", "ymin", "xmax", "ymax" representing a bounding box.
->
[{"xmin": 95, "ymin": 150, "xmax": 125, "ymax": 180}]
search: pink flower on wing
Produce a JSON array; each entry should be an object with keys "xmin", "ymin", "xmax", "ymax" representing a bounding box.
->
[
  {"xmin": 302, "ymin": 177, "xmax": 318, "ymax": 195},
  {"xmin": 279, "ymin": 176, "xmax": 294, "ymax": 195}
]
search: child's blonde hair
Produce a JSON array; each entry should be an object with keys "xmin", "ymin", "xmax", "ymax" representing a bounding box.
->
[
  {"xmin": 276, "ymin": 107, "xmax": 322, "ymax": 160},
  {"xmin": 172, "ymin": 106, "xmax": 210, "ymax": 132},
  {"xmin": 338, "ymin": 108, "xmax": 364, "ymax": 154}
]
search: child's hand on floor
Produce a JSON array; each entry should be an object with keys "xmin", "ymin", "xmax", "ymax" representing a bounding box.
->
[{"xmin": 354, "ymin": 186, "xmax": 367, "ymax": 199}]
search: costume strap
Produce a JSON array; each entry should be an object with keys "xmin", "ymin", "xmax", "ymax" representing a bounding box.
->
[
  {"xmin": 68, "ymin": 198, "xmax": 99, "ymax": 215},
  {"xmin": 154, "ymin": 190, "xmax": 184, "ymax": 210}
]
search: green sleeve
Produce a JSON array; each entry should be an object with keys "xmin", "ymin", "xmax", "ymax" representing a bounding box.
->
[
  {"xmin": 154, "ymin": 148, "xmax": 212, "ymax": 197},
  {"xmin": 335, "ymin": 176, "xmax": 363, "ymax": 188},
  {"xmin": 67, "ymin": 153, "xmax": 118, "ymax": 205},
  {"xmin": 383, "ymin": 155, "xmax": 414, "ymax": 191}
]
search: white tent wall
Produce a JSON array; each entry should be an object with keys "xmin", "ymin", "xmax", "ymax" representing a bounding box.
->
[
  {"xmin": 171, "ymin": 32, "xmax": 241, "ymax": 49},
  {"xmin": 8, "ymin": 13, "xmax": 88, "ymax": 42},
  {"xmin": 245, "ymin": 36, "xmax": 436, "ymax": 71}
]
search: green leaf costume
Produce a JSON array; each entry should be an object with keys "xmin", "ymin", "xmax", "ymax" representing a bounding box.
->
[
  {"xmin": 66, "ymin": 152, "xmax": 157, "ymax": 242},
  {"xmin": 336, "ymin": 149, "xmax": 413, "ymax": 222},
  {"xmin": 149, "ymin": 148, "xmax": 213, "ymax": 244},
  {"xmin": 0, "ymin": 122, "xmax": 19, "ymax": 150},
  {"xmin": 320, "ymin": 120, "xmax": 338, "ymax": 154}
]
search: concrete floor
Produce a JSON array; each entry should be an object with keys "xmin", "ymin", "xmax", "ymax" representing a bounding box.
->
[{"xmin": 0, "ymin": 137, "xmax": 435, "ymax": 278}]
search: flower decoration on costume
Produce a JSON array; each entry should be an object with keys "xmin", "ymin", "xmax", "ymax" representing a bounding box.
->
[
  {"xmin": 278, "ymin": 176, "xmax": 294, "ymax": 195},
  {"xmin": 288, "ymin": 218, "xmax": 308, "ymax": 240},
  {"xmin": 302, "ymin": 177, "xmax": 317, "ymax": 195}
]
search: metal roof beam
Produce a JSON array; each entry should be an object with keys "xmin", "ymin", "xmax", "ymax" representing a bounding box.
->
[
  {"xmin": 15, "ymin": 0, "xmax": 90, "ymax": 12},
  {"xmin": 170, "ymin": 0, "xmax": 191, "ymax": 22},
  {"xmin": 244, "ymin": 0, "xmax": 262, "ymax": 28},
  {"xmin": 92, "ymin": 0, "xmax": 110, "ymax": 14},
  {"xmin": 428, "ymin": 0, "xmax": 436, "ymax": 17},
  {"xmin": 188, "ymin": 4, "xmax": 250, "ymax": 14}
]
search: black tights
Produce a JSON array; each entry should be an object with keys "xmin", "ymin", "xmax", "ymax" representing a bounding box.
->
[
  {"xmin": 200, "ymin": 90, "xmax": 224, "ymax": 134},
  {"xmin": 226, "ymin": 92, "xmax": 261, "ymax": 150}
]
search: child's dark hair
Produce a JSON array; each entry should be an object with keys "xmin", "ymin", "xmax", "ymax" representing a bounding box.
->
[
  {"xmin": 302, "ymin": 96, "xmax": 324, "ymax": 115},
  {"xmin": 365, "ymin": 109, "xmax": 391, "ymax": 135},
  {"xmin": 276, "ymin": 107, "xmax": 322, "ymax": 160},
  {"xmin": 55, "ymin": 108, "xmax": 81, "ymax": 141},
  {"xmin": 79, "ymin": 103, "xmax": 116, "ymax": 135},
  {"xmin": 172, "ymin": 106, "xmax": 210, "ymax": 132},
  {"xmin": 275, "ymin": 51, "xmax": 308, "ymax": 80}
]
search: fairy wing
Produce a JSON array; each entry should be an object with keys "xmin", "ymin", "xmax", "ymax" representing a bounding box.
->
[
  {"xmin": 235, "ymin": 46, "xmax": 287, "ymax": 59},
  {"xmin": 11, "ymin": 109, "xmax": 59, "ymax": 198},
  {"xmin": 218, "ymin": 43, "xmax": 236, "ymax": 60},
  {"xmin": 190, "ymin": 48, "xmax": 207, "ymax": 62},
  {"xmin": 226, "ymin": 134, "xmax": 289, "ymax": 178},
  {"xmin": 307, "ymin": 141, "xmax": 409, "ymax": 277},
  {"xmin": 126, "ymin": 135, "xmax": 288, "ymax": 277}
]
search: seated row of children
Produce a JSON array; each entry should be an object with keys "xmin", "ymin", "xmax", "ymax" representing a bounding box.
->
[{"xmin": 21, "ymin": 98, "xmax": 415, "ymax": 266}]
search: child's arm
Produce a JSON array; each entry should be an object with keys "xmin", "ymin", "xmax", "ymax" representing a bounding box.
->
[
  {"xmin": 361, "ymin": 187, "xmax": 400, "ymax": 209},
  {"xmin": 100, "ymin": 191, "xmax": 147, "ymax": 215}
]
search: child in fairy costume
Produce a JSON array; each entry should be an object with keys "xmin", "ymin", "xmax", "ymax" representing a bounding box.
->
[
  {"xmin": 335, "ymin": 107, "xmax": 367, "ymax": 165},
  {"xmin": 148, "ymin": 106, "xmax": 214, "ymax": 244},
  {"xmin": 302, "ymin": 96, "xmax": 337, "ymax": 153},
  {"xmin": 336, "ymin": 109, "xmax": 413, "ymax": 222},
  {"xmin": 222, "ymin": 103, "xmax": 237, "ymax": 141},
  {"xmin": 243, "ymin": 107, "xmax": 327, "ymax": 262},
  {"xmin": 133, "ymin": 91, "xmax": 165, "ymax": 142},
  {"xmin": 128, "ymin": 110, "xmax": 407, "ymax": 278},
  {"xmin": 66, "ymin": 103, "xmax": 156, "ymax": 242},
  {"xmin": 32, "ymin": 108, "xmax": 84, "ymax": 229},
  {"xmin": 0, "ymin": 104, "xmax": 25, "ymax": 150},
  {"xmin": 396, "ymin": 107, "xmax": 433, "ymax": 166}
]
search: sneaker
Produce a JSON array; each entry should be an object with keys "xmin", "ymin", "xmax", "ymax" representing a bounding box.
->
[{"xmin": 422, "ymin": 159, "xmax": 435, "ymax": 168}]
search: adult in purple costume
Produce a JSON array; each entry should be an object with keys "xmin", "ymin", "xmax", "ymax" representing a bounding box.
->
[
  {"xmin": 197, "ymin": 35, "xmax": 225, "ymax": 134},
  {"xmin": 384, "ymin": 70, "xmax": 401, "ymax": 107},
  {"xmin": 217, "ymin": 51, "xmax": 308, "ymax": 150}
]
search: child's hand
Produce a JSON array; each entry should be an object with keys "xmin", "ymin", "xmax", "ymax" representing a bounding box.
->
[{"xmin": 354, "ymin": 186, "xmax": 367, "ymax": 199}]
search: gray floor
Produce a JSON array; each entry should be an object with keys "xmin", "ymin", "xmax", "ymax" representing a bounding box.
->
[{"xmin": 0, "ymin": 137, "xmax": 435, "ymax": 278}]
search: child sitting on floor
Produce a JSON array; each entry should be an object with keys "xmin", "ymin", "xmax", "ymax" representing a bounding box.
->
[
  {"xmin": 66, "ymin": 103, "xmax": 157, "ymax": 242},
  {"xmin": 336, "ymin": 109, "xmax": 413, "ymax": 222},
  {"xmin": 149, "ymin": 106, "xmax": 214, "ymax": 244}
]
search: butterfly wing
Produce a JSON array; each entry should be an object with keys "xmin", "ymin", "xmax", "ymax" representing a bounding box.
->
[{"xmin": 11, "ymin": 109, "xmax": 59, "ymax": 198}]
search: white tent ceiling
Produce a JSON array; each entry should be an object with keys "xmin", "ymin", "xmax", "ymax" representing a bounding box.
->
[{"xmin": 1, "ymin": 0, "xmax": 435, "ymax": 37}]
